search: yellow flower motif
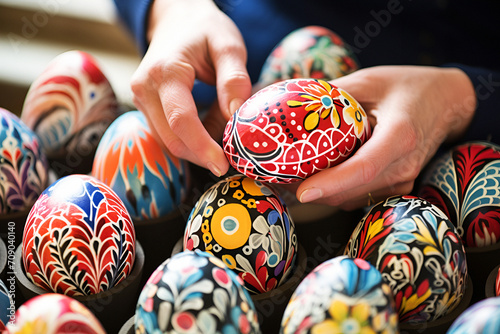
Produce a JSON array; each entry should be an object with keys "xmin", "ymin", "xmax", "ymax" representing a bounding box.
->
[
  {"xmin": 341, "ymin": 90, "xmax": 367, "ymax": 138},
  {"xmin": 287, "ymin": 79, "xmax": 341, "ymax": 131},
  {"xmin": 311, "ymin": 300, "xmax": 378, "ymax": 334},
  {"xmin": 13, "ymin": 319, "xmax": 49, "ymax": 334},
  {"xmin": 233, "ymin": 189, "xmax": 245, "ymax": 200}
]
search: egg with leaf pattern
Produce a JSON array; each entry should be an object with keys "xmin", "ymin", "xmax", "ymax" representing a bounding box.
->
[
  {"xmin": 223, "ymin": 79, "xmax": 371, "ymax": 184},
  {"xmin": 418, "ymin": 141, "xmax": 500, "ymax": 247},
  {"xmin": 22, "ymin": 174, "xmax": 135, "ymax": 296},
  {"xmin": 184, "ymin": 174, "xmax": 297, "ymax": 294},
  {"xmin": 344, "ymin": 195, "xmax": 467, "ymax": 324}
]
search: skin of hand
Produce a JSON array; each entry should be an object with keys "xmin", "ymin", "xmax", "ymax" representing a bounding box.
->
[
  {"xmin": 294, "ymin": 65, "xmax": 477, "ymax": 210},
  {"xmin": 130, "ymin": 0, "xmax": 252, "ymax": 177}
]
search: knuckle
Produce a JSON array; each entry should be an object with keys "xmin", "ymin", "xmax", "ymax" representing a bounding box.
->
[
  {"xmin": 361, "ymin": 158, "xmax": 378, "ymax": 184},
  {"xmin": 166, "ymin": 109, "xmax": 185, "ymax": 133}
]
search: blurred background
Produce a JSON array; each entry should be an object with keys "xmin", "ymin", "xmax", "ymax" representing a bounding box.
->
[{"xmin": 0, "ymin": 0, "xmax": 141, "ymax": 115}]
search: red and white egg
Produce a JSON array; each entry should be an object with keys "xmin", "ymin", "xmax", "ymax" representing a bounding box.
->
[
  {"xmin": 22, "ymin": 174, "xmax": 135, "ymax": 296},
  {"xmin": 223, "ymin": 78, "xmax": 371, "ymax": 183}
]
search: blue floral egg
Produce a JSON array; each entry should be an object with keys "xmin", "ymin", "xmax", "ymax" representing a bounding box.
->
[
  {"xmin": 447, "ymin": 296, "xmax": 500, "ymax": 333},
  {"xmin": 0, "ymin": 107, "xmax": 48, "ymax": 214},
  {"xmin": 183, "ymin": 175, "xmax": 297, "ymax": 294},
  {"xmin": 135, "ymin": 250, "xmax": 260, "ymax": 333},
  {"xmin": 281, "ymin": 256, "xmax": 398, "ymax": 333},
  {"xmin": 418, "ymin": 141, "xmax": 500, "ymax": 247},
  {"xmin": 344, "ymin": 195, "xmax": 468, "ymax": 324},
  {"xmin": 1, "ymin": 279, "xmax": 13, "ymax": 327},
  {"xmin": 92, "ymin": 111, "xmax": 188, "ymax": 220}
]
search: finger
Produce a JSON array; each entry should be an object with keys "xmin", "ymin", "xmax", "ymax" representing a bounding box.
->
[
  {"xmin": 210, "ymin": 34, "xmax": 252, "ymax": 119},
  {"xmin": 297, "ymin": 117, "xmax": 418, "ymax": 203},
  {"xmin": 202, "ymin": 100, "xmax": 227, "ymax": 142},
  {"xmin": 330, "ymin": 67, "xmax": 388, "ymax": 104},
  {"xmin": 157, "ymin": 67, "xmax": 229, "ymax": 177}
]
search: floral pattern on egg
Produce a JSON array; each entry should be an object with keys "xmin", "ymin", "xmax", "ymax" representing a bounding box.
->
[
  {"xmin": 223, "ymin": 79, "xmax": 371, "ymax": 184},
  {"xmin": 258, "ymin": 26, "xmax": 359, "ymax": 88},
  {"xmin": 184, "ymin": 175, "xmax": 297, "ymax": 294},
  {"xmin": 344, "ymin": 195, "xmax": 468, "ymax": 324},
  {"xmin": 22, "ymin": 174, "xmax": 135, "ymax": 296},
  {"xmin": 418, "ymin": 141, "xmax": 500, "ymax": 247},
  {"xmin": 92, "ymin": 110, "xmax": 188, "ymax": 220},
  {"xmin": 21, "ymin": 50, "xmax": 119, "ymax": 175},
  {"xmin": 446, "ymin": 296, "xmax": 500, "ymax": 333},
  {"xmin": 7, "ymin": 293, "xmax": 106, "ymax": 334},
  {"xmin": 135, "ymin": 250, "xmax": 260, "ymax": 334},
  {"xmin": 0, "ymin": 107, "xmax": 48, "ymax": 214},
  {"xmin": 281, "ymin": 256, "xmax": 398, "ymax": 334}
]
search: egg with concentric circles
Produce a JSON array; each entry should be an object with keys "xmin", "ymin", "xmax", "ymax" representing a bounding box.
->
[
  {"xmin": 22, "ymin": 174, "xmax": 135, "ymax": 296},
  {"xmin": 223, "ymin": 79, "xmax": 371, "ymax": 184},
  {"xmin": 184, "ymin": 174, "xmax": 297, "ymax": 294},
  {"xmin": 135, "ymin": 250, "xmax": 260, "ymax": 333}
]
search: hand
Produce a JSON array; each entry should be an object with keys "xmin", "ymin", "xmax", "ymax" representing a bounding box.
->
[
  {"xmin": 130, "ymin": 0, "xmax": 252, "ymax": 176},
  {"xmin": 296, "ymin": 65, "xmax": 476, "ymax": 210}
]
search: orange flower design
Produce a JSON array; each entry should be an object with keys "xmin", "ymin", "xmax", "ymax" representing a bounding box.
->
[
  {"xmin": 287, "ymin": 80, "xmax": 341, "ymax": 131},
  {"xmin": 340, "ymin": 90, "xmax": 367, "ymax": 138}
]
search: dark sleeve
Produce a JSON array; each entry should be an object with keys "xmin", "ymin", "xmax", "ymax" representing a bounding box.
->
[
  {"xmin": 113, "ymin": 0, "xmax": 153, "ymax": 53},
  {"xmin": 443, "ymin": 64, "xmax": 500, "ymax": 145}
]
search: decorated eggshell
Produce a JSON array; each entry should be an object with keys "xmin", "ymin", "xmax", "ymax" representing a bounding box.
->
[
  {"xmin": 92, "ymin": 110, "xmax": 189, "ymax": 221},
  {"xmin": 344, "ymin": 195, "xmax": 467, "ymax": 323},
  {"xmin": 184, "ymin": 174, "xmax": 297, "ymax": 294},
  {"xmin": 22, "ymin": 174, "xmax": 135, "ymax": 296},
  {"xmin": 223, "ymin": 79, "xmax": 371, "ymax": 183},
  {"xmin": 257, "ymin": 26, "xmax": 359, "ymax": 89},
  {"xmin": 1, "ymin": 279, "xmax": 13, "ymax": 327},
  {"xmin": 7, "ymin": 293, "xmax": 105, "ymax": 334},
  {"xmin": 446, "ymin": 296, "xmax": 500, "ymax": 333},
  {"xmin": 418, "ymin": 141, "xmax": 500, "ymax": 248},
  {"xmin": 0, "ymin": 108, "xmax": 48, "ymax": 214},
  {"xmin": 281, "ymin": 256, "xmax": 398, "ymax": 334},
  {"xmin": 496, "ymin": 267, "xmax": 500, "ymax": 296},
  {"xmin": 21, "ymin": 50, "xmax": 119, "ymax": 176},
  {"xmin": 135, "ymin": 250, "xmax": 260, "ymax": 333}
]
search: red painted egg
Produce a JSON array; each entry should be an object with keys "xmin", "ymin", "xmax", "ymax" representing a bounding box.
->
[
  {"xmin": 7, "ymin": 294, "xmax": 105, "ymax": 334},
  {"xmin": 22, "ymin": 174, "xmax": 136, "ymax": 296},
  {"xmin": 223, "ymin": 79, "xmax": 371, "ymax": 183},
  {"xmin": 21, "ymin": 50, "xmax": 120, "ymax": 176}
]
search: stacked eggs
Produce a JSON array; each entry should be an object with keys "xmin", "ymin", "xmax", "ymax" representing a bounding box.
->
[
  {"xmin": 21, "ymin": 50, "xmax": 120, "ymax": 176},
  {"xmin": 0, "ymin": 108, "xmax": 48, "ymax": 214},
  {"xmin": 22, "ymin": 174, "xmax": 136, "ymax": 296}
]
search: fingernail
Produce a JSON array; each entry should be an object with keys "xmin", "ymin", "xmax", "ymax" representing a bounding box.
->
[
  {"xmin": 229, "ymin": 98, "xmax": 244, "ymax": 116},
  {"xmin": 299, "ymin": 188, "xmax": 323, "ymax": 203},
  {"xmin": 207, "ymin": 162, "xmax": 222, "ymax": 178}
]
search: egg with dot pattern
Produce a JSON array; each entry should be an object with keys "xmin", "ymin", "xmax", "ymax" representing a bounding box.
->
[
  {"xmin": 0, "ymin": 107, "xmax": 48, "ymax": 214},
  {"xmin": 223, "ymin": 79, "xmax": 371, "ymax": 184},
  {"xmin": 344, "ymin": 195, "xmax": 468, "ymax": 324},
  {"xmin": 257, "ymin": 25, "xmax": 359, "ymax": 89},
  {"xmin": 135, "ymin": 250, "xmax": 261, "ymax": 334},
  {"xmin": 418, "ymin": 141, "xmax": 500, "ymax": 247},
  {"xmin": 281, "ymin": 256, "xmax": 398, "ymax": 334},
  {"xmin": 184, "ymin": 174, "xmax": 297, "ymax": 294}
]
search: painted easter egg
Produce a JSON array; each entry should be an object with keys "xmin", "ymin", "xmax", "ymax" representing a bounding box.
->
[
  {"xmin": 21, "ymin": 50, "xmax": 120, "ymax": 176},
  {"xmin": 281, "ymin": 256, "xmax": 398, "ymax": 334},
  {"xmin": 0, "ymin": 107, "xmax": 48, "ymax": 214},
  {"xmin": 135, "ymin": 250, "xmax": 260, "ymax": 334},
  {"xmin": 257, "ymin": 26, "xmax": 359, "ymax": 89},
  {"xmin": 0, "ymin": 279, "xmax": 13, "ymax": 327},
  {"xmin": 22, "ymin": 174, "xmax": 135, "ymax": 296},
  {"xmin": 418, "ymin": 141, "xmax": 500, "ymax": 248},
  {"xmin": 92, "ymin": 110, "xmax": 189, "ymax": 221},
  {"xmin": 184, "ymin": 174, "xmax": 297, "ymax": 294},
  {"xmin": 497, "ymin": 268, "xmax": 500, "ymax": 296},
  {"xmin": 7, "ymin": 293, "xmax": 105, "ymax": 334},
  {"xmin": 446, "ymin": 296, "xmax": 500, "ymax": 334},
  {"xmin": 223, "ymin": 79, "xmax": 371, "ymax": 183},
  {"xmin": 344, "ymin": 195, "xmax": 468, "ymax": 323}
]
